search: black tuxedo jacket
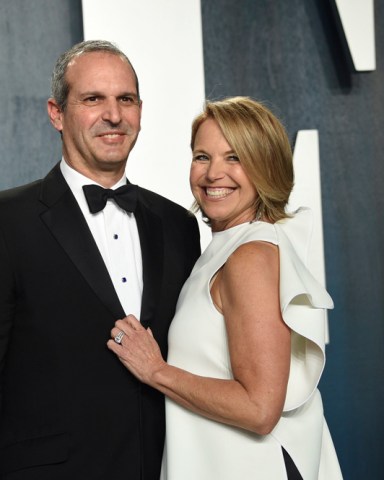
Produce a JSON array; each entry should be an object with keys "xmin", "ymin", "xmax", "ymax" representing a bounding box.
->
[{"xmin": 0, "ymin": 164, "xmax": 200, "ymax": 479}]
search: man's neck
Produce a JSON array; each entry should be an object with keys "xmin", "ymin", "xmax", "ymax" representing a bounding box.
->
[{"xmin": 62, "ymin": 158, "xmax": 127, "ymax": 188}]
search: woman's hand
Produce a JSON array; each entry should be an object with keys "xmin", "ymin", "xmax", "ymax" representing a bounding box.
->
[
  {"xmin": 107, "ymin": 315, "xmax": 166, "ymax": 386},
  {"xmin": 106, "ymin": 242, "xmax": 290, "ymax": 436}
]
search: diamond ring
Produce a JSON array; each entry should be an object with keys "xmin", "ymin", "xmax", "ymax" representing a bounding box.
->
[{"xmin": 114, "ymin": 330, "xmax": 125, "ymax": 344}]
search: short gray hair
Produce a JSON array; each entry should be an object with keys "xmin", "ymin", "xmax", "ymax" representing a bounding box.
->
[{"xmin": 50, "ymin": 40, "xmax": 140, "ymax": 110}]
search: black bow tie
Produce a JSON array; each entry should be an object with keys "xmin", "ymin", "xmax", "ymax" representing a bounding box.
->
[{"xmin": 82, "ymin": 184, "xmax": 138, "ymax": 214}]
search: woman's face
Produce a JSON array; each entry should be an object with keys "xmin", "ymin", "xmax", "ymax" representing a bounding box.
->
[{"xmin": 190, "ymin": 118, "xmax": 258, "ymax": 232}]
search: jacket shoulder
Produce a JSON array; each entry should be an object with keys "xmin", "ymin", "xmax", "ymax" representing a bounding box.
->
[
  {"xmin": 137, "ymin": 186, "xmax": 192, "ymax": 217},
  {"xmin": 0, "ymin": 179, "xmax": 42, "ymax": 206}
]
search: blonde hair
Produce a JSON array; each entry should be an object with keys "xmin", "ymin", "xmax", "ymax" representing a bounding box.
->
[{"xmin": 191, "ymin": 96, "xmax": 294, "ymax": 223}]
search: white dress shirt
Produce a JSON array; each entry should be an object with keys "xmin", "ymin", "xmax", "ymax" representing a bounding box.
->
[{"xmin": 60, "ymin": 159, "xmax": 143, "ymax": 318}]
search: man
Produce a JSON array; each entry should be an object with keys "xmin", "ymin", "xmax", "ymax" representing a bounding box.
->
[{"xmin": 0, "ymin": 40, "xmax": 200, "ymax": 479}]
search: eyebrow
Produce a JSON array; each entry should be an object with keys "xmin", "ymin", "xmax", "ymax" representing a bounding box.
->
[
  {"xmin": 79, "ymin": 91, "xmax": 139, "ymax": 97},
  {"xmin": 193, "ymin": 147, "xmax": 236, "ymax": 155}
]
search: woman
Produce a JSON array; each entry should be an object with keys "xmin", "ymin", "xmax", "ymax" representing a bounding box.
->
[{"xmin": 108, "ymin": 97, "xmax": 343, "ymax": 479}]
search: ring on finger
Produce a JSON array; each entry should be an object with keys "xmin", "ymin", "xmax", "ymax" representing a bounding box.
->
[{"xmin": 114, "ymin": 330, "xmax": 125, "ymax": 345}]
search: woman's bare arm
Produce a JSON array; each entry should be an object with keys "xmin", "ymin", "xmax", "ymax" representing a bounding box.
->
[{"xmin": 107, "ymin": 241, "xmax": 291, "ymax": 435}]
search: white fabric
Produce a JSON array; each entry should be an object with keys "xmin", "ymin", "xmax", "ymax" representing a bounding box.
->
[
  {"xmin": 60, "ymin": 160, "xmax": 143, "ymax": 317},
  {"xmin": 162, "ymin": 208, "xmax": 343, "ymax": 480}
]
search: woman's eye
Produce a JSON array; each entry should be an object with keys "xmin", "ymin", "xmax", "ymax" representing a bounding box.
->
[
  {"xmin": 228, "ymin": 155, "xmax": 240, "ymax": 162},
  {"xmin": 193, "ymin": 154, "xmax": 209, "ymax": 162}
]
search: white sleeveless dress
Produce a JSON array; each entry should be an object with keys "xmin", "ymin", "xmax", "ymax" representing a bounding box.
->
[{"xmin": 161, "ymin": 208, "xmax": 343, "ymax": 480}]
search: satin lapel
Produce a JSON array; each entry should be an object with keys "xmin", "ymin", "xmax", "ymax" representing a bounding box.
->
[
  {"xmin": 39, "ymin": 165, "xmax": 125, "ymax": 319},
  {"xmin": 134, "ymin": 197, "xmax": 164, "ymax": 328}
]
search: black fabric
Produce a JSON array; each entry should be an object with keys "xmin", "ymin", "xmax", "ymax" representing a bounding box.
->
[
  {"xmin": 0, "ymin": 164, "xmax": 201, "ymax": 480},
  {"xmin": 82, "ymin": 183, "xmax": 138, "ymax": 213},
  {"xmin": 282, "ymin": 447, "xmax": 303, "ymax": 480}
]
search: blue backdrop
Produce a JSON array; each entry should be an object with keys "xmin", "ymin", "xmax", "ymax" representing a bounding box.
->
[{"xmin": 0, "ymin": 0, "xmax": 83, "ymax": 189}]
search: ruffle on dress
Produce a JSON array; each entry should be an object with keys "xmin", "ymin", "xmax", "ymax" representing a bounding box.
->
[{"xmin": 274, "ymin": 208, "xmax": 333, "ymax": 411}]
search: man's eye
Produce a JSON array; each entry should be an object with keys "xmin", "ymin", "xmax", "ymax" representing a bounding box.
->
[
  {"xmin": 120, "ymin": 96, "xmax": 138, "ymax": 105},
  {"xmin": 83, "ymin": 96, "xmax": 99, "ymax": 103}
]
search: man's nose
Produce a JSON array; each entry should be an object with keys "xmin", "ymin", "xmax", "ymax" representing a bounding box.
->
[{"xmin": 102, "ymin": 98, "xmax": 122, "ymax": 124}]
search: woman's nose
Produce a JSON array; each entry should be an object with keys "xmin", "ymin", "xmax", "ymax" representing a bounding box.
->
[{"xmin": 206, "ymin": 159, "xmax": 225, "ymax": 181}]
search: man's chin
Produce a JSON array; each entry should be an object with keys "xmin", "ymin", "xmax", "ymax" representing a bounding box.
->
[{"xmin": 94, "ymin": 157, "xmax": 128, "ymax": 171}]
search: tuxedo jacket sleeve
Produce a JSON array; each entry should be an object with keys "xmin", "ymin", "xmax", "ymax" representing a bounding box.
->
[{"xmin": 0, "ymin": 163, "xmax": 201, "ymax": 480}]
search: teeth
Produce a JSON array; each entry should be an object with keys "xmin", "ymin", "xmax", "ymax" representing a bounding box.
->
[
  {"xmin": 102, "ymin": 134, "xmax": 120, "ymax": 138},
  {"xmin": 206, "ymin": 188, "xmax": 233, "ymax": 198}
]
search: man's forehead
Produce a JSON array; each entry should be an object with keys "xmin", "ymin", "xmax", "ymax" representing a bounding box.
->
[
  {"xmin": 67, "ymin": 51, "xmax": 129, "ymax": 69},
  {"xmin": 65, "ymin": 52, "xmax": 136, "ymax": 92}
]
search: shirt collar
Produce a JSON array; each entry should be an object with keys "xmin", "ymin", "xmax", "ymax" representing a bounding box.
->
[{"xmin": 60, "ymin": 158, "xmax": 127, "ymax": 194}]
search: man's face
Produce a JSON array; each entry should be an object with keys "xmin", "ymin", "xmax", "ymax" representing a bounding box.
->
[{"xmin": 48, "ymin": 52, "xmax": 142, "ymax": 179}]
